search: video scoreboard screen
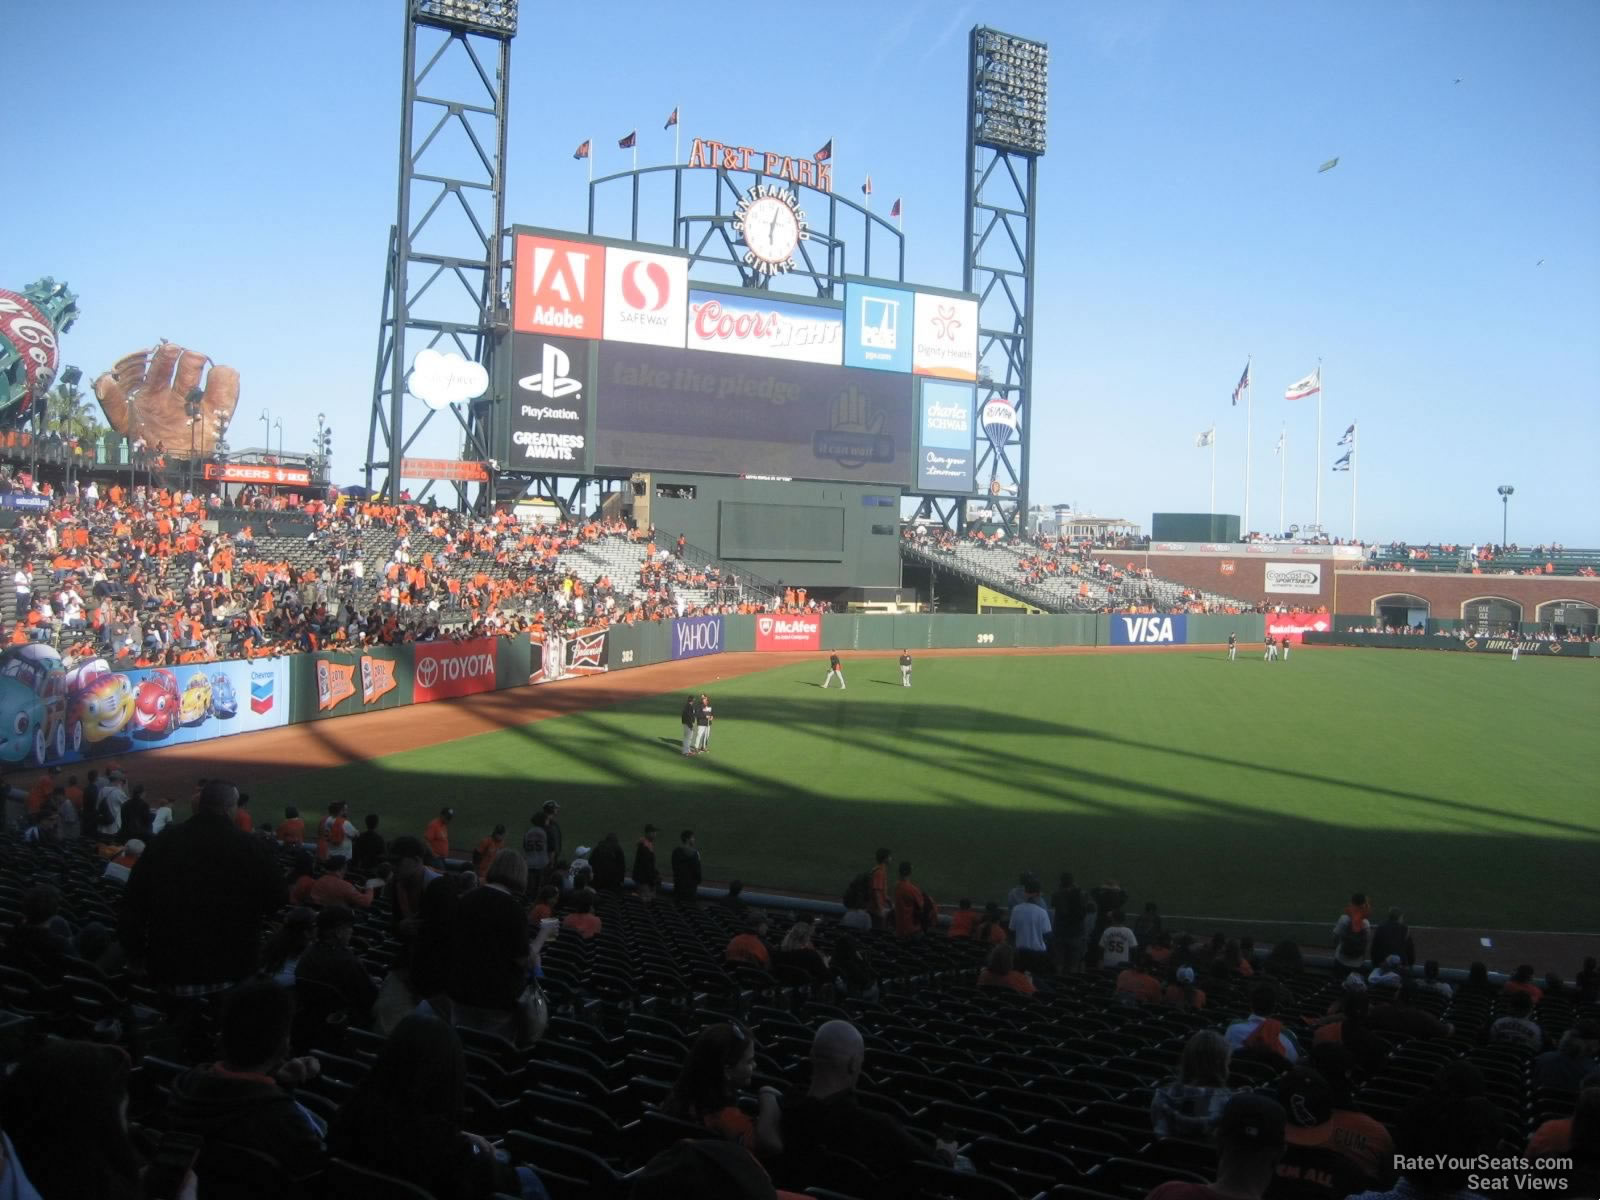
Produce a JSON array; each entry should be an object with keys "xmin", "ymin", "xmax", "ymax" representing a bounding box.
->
[{"xmin": 499, "ymin": 226, "xmax": 980, "ymax": 494}]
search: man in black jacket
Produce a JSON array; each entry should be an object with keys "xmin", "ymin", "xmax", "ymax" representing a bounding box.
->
[
  {"xmin": 671, "ymin": 829, "xmax": 702, "ymax": 904},
  {"xmin": 295, "ymin": 905, "xmax": 378, "ymax": 1024},
  {"xmin": 589, "ymin": 834, "xmax": 627, "ymax": 891},
  {"xmin": 167, "ymin": 978, "xmax": 326, "ymax": 1160},
  {"xmin": 680, "ymin": 694, "xmax": 699, "ymax": 756},
  {"xmin": 119, "ymin": 779, "xmax": 287, "ymax": 996},
  {"xmin": 632, "ymin": 824, "xmax": 660, "ymax": 901}
]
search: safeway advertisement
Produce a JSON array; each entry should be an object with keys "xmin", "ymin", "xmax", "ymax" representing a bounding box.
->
[
  {"xmin": 755, "ymin": 614, "xmax": 821, "ymax": 651},
  {"xmin": 413, "ymin": 638, "xmax": 498, "ymax": 702},
  {"xmin": 1264, "ymin": 612, "xmax": 1333, "ymax": 644}
]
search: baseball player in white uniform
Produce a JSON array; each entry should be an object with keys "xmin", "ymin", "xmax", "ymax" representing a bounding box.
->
[{"xmin": 899, "ymin": 651, "xmax": 912, "ymax": 687}]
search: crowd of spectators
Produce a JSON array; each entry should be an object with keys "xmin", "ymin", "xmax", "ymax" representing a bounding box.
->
[
  {"xmin": 1, "ymin": 762, "xmax": 1598, "ymax": 1199},
  {"xmin": 0, "ymin": 467, "xmax": 800, "ymax": 670}
]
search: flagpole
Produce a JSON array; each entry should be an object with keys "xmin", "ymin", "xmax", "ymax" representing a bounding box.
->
[
  {"xmin": 588, "ymin": 135, "xmax": 593, "ymax": 183},
  {"xmin": 1351, "ymin": 422, "xmax": 1359, "ymax": 543},
  {"xmin": 1278, "ymin": 428, "xmax": 1287, "ymax": 535},
  {"xmin": 1210, "ymin": 428, "xmax": 1216, "ymax": 515},
  {"xmin": 675, "ymin": 105, "xmax": 681, "ymax": 165},
  {"xmin": 1314, "ymin": 358, "xmax": 1324, "ymax": 531},
  {"xmin": 1243, "ymin": 358, "xmax": 1253, "ymax": 534}
]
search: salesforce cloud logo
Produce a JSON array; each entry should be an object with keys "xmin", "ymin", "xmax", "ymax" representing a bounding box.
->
[{"xmin": 410, "ymin": 349, "xmax": 490, "ymax": 411}]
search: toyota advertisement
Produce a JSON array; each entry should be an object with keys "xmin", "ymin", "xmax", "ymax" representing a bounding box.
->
[
  {"xmin": 754, "ymin": 614, "xmax": 822, "ymax": 651},
  {"xmin": 686, "ymin": 288, "xmax": 842, "ymax": 366},
  {"xmin": 916, "ymin": 380, "xmax": 977, "ymax": 493},
  {"xmin": 413, "ymin": 638, "xmax": 499, "ymax": 703},
  {"xmin": 508, "ymin": 334, "xmax": 592, "ymax": 470},
  {"xmin": 592, "ymin": 342, "xmax": 913, "ymax": 485},
  {"xmin": 671, "ymin": 615, "xmax": 725, "ymax": 660}
]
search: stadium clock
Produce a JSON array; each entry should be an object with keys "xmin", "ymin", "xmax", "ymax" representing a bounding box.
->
[{"xmin": 732, "ymin": 185, "xmax": 808, "ymax": 276}]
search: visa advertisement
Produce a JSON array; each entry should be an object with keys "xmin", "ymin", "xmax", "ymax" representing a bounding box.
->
[
  {"xmin": 843, "ymin": 283, "xmax": 913, "ymax": 373},
  {"xmin": 916, "ymin": 380, "xmax": 977, "ymax": 493},
  {"xmin": 0, "ymin": 646, "xmax": 289, "ymax": 769},
  {"xmin": 1108, "ymin": 614, "xmax": 1190, "ymax": 646},
  {"xmin": 686, "ymin": 289, "xmax": 843, "ymax": 366}
]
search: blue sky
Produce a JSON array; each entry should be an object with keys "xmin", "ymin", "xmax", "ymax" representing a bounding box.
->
[{"xmin": 7, "ymin": 0, "xmax": 1597, "ymax": 544}]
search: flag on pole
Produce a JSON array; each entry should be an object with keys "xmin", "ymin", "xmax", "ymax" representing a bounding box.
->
[
  {"xmin": 663, "ymin": 107, "xmax": 678, "ymax": 130},
  {"xmin": 1274, "ymin": 431, "xmax": 1286, "ymax": 454},
  {"xmin": 861, "ymin": 175, "xmax": 872, "ymax": 196},
  {"xmin": 617, "ymin": 130, "xmax": 637, "ymax": 149},
  {"xmin": 815, "ymin": 139, "xmax": 833, "ymax": 162},
  {"xmin": 890, "ymin": 198, "xmax": 901, "ymax": 218},
  {"xmin": 1338, "ymin": 423, "xmax": 1355, "ymax": 445},
  {"xmin": 1285, "ymin": 368, "xmax": 1321, "ymax": 400},
  {"xmin": 1332, "ymin": 451, "xmax": 1352, "ymax": 470},
  {"xmin": 1318, "ymin": 156, "xmax": 1340, "ymax": 173},
  {"xmin": 572, "ymin": 140, "xmax": 591, "ymax": 160},
  {"xmin": 1195, "ymin": 429, "xmax": 1214, "ymax": 448},
  {"xmin": 1231, "ymin": 361, "xmax": 1250, "ymax": 407}
]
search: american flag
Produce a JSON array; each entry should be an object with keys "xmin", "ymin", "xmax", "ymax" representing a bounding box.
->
[{"xmin": 1231, "ymin": 361, "xmax": 1251, "ymax": 406}]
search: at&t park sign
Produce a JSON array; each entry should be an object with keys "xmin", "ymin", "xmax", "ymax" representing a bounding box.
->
[{"xmin": 686, "ymin": 137, "xmax": 833, "ymax": 193}]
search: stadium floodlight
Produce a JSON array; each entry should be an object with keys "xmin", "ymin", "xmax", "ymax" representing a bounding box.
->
[
  {"xmin": 971, "ymin": 27, "xmax": 1049, "ymax": 156},
  {"xmin": 411, "ymin": 0, "xmax": 518, "ymax": 37},
  {"xmin": 1497, "ymin": 484, "xmax": 1514, "ymax": 547}
]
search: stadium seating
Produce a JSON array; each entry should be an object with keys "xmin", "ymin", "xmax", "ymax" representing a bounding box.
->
[{"xmin": 2, "ymin": 825, "xmax": 1591, "ymax": 1200}]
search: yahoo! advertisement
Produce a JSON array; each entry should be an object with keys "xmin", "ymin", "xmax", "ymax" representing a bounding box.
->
[
  {"xmin": 672, "ymin": 615, "xmax": 725, "ymax": 660},
  {"xmin": 916, "ymin": 380, "xmax": 977, "ymax": 494},
  {"xmin": 592, "ymin": 342, "xmax": 913, "ymax": 486}
]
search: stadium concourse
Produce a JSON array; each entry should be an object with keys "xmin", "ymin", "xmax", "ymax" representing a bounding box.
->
[{"xmin": 2, "ymin": 747, "xmax": 1598, "ymax": 1198}]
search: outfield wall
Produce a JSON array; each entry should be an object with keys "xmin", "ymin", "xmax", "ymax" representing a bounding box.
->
[
  {"xmin": 26, "ymin": 612, "xmax": 1264, "ymax": 770},
  {"xmin": 1304, "ymin": 631, "xmax": 1599, "ymax": 657}
]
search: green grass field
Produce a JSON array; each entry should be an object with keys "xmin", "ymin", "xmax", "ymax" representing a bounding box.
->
[{"xmin": 271, "ymin": 649, "xmax": 1600, "ymax": 932}]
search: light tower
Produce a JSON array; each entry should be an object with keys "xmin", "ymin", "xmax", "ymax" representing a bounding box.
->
[
  {"xmin": 965, "ymin": 27, "xmax": 1048, "ymax": 533},
  {"xmin": 1497, "ymin": 485, "xmax": 1514, "ymax": 548},
  {"xmin": 366, "ymin": 0, "xmax": 517, "ymax": 505}
]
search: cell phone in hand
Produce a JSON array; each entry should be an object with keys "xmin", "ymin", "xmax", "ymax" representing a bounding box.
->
[
  {"xmin": 144, "ymin": 1131, "xmax": 203, "ymax": 1199},
  {"xmin": 539, "ymin": 918, "xmax": 560, "ymax": 934}
]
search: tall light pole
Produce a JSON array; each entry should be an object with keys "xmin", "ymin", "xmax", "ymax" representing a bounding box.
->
[
  {"xmin": 1498, "ymin": 485, "xmax": 1514, "ymax": 548},
  {"xmin": 259, "ymin": 408, "xmax": 271, "ymax": 457},
  {"xmin": 274, "ymin": 418, "xmax": 283, "ymax": 461}
]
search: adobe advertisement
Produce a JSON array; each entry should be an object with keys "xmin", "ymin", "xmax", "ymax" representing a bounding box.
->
[
  {"xmin": 916, "ymin": 380, "xmax": 977, "ymax": 493},
  {"xmin": 512, "ymin": 233, "xmax": 604, "ymax": 339},
  {"xmin": 602, "ymin": 246, "xmax": 689, "ymax": 347},
  {"xmin": 686, "ymin": 288, "xmax": 843, "ymax": 366},
  {"xmin": 912, "ymin": 293, "xmax": 978, "ymax": 380},
  {"xmin": 413, "ymin": 638, "xmax": 499, "ymax": 703},
  {"xmin": 754, "ymin": 614, "xmax": 821, "ymax": 651},
  {"xmin": 843, "ymin": 282, "xmax": 913, "ymax": 373},
  {"xmin": 593, "ymin": 342, "xmax": 912, "ymax": 486},
  {"xmin": 508, "ymin": 334, "xmax": 592, "ymax": 469}
]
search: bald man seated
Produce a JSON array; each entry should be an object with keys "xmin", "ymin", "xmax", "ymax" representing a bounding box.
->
[{"xmin": 779, "ymin": 1020, "xmax": 944, "ymax": 1193}]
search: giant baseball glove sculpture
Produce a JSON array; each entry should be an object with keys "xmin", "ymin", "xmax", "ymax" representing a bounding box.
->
[{"xmin": 93, "ymin": 341, "xmax": 239, "ymax": 454}]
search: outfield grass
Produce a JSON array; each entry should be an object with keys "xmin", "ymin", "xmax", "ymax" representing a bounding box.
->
[{"xmin": 272, "ymin": 649, "xmax": 1600, "ymax": 932}]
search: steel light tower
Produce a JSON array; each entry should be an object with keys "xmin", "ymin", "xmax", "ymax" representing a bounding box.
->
[
  {"xmin": 367, "ymin": 0, "xmax": 516, "ymax": 506},
  {"xmin": 965, "ymin": 27, "xmax": 1047, "ymax": 534},
  {"xmin": 1498, "ymin": 485, "xmax": 1514, "ymax": 548}
]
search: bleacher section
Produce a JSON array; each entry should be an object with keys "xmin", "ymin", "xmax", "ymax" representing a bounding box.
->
[
  {"xmin": 0, "ymin": 832, "xmax": 1588, "ymax": 1199},
  {"xmin": 1364, "ymin": 545, "xmax": 1600, "ymax": 576},
  {"xmin": 903, "ymin": 533, "xmax": 1251, "ymax": 615}
]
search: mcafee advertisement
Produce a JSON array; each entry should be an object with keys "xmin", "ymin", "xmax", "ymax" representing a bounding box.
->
[
  {"xmin": 413, "ymin": 638, "xmax": 498, "ymax": 703},
  {"xmin": 1265, "ymin": 612, "xmax": 1333, "ymax": 644},
  {"xmin": 754, "ymin": 614, "xmax": 821, "ymax": 651}
]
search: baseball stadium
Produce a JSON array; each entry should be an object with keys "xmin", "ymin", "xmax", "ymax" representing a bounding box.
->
[{"xmin": 0, "ymin": 3, "xmax": 1596, "ymax": 1199}]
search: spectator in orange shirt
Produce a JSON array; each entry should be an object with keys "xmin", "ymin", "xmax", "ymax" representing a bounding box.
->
[
  {"xmin": 560, "ymin": 890, "xmax": 602, "ymax": 940},
  {"xmin": 946, "ymin": 898, "xmax": 978, "ymax": 938},
  {"xmin": 423, "ymin": 807, "xmax": 454, "ymax": 864},
  {"xmin": 977, "ymin": 943, "xmax": 1037, "ymax": 995},
  {"xmin": 1503, "ymin": 964, "xmax": 1544, "ymax": 1005},
  {"xmin": 25, "ymin": 768, "xmax": 58, "ymax": 817},
  {"xmin": 892, "ymin": 861, "xmax": 935, "ymax": 937},
  {"xmin": 474, "ymin": 824, "xmax": 507, "ymax": 882},
  {"xmin": 725, "ymin": 913, "xmax": 771, "ymax": 967},
  {"xmin": 662, "ymin": 1021, "xmax": 783, "ymax": 1161},
  {"xmin": 233, "ymin": 793, "xmax": 254, "ymax": 834},
  {"xmin": 1116, "ymin": 954, "xmax": 1164, "ymax": 1005},
  {"xmin": 277, "ymin": 806, "xmax": 306, "ymax": 847},
  {"xmin": 527, "ymin": 885, "xmax": 560, "ymax": 927},
  {"xmin": 1165, "ymin": 964, "xmax": 1208, "ymax": 1010}
]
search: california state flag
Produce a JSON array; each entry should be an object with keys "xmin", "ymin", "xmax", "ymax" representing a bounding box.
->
[{"xmin": 1285, "ymin": 368, "xmax": 1321, "ymax": 401}]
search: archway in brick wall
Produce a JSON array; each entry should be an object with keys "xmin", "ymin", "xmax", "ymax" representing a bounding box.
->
[
  {"xmin": 1535, "ymin": 599, "xmax": 1599, "ymax": 636},
  {"xmin": 1372, "ymin": 592, "xmax": 1429, "ymax": 630},
  {"xmin": 1460, "ymin": 595, "xmax": 1522, "ymax": 634}
]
